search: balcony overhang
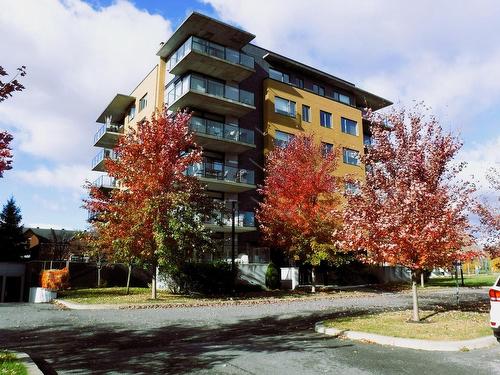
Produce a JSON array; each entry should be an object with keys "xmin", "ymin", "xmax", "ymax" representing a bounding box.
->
[
  {"xmin": 205, "ymin": 224, "xmax": 257, "ymax": 233},
  {"xmin": 96, "ymin": 94, "xmax": 135, "ymax": 124},
  {"xmin": 157, "ymin": 12, "xmax": 255, "ymax": 59},
  {"xmin": 170, "ymin": 50, "xmax": 254, "ymax": 82},
  {"xmin": 168, "ymin": 90, "xmax": 256, "ymax": 117},
  {"xmin": 92, "ymin": 159, "xmax": 106, "ymax": 172},
  {"xmin": 194, "ymin": 133, "xmax": 255, "ymax": 153},
  {"xmin": 263, "ymin": 52, "xmax": 392, "ymax": 111},
  {"xmin": 199, "ymin": 178, "xmax": 256, "ymax": 193}
]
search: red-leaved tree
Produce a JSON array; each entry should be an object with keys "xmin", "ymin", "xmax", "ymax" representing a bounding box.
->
[
  {"xmin": 475, "ymin": 167, "xmax": 500, "ymax": 258},
  {"xmin": 257, "ymin": 134, "xmax": 344, "ymax": 292},
  {"xmin": 342, "ymin": 105, "xmax": 475, "ymax": 321},
  {"xmin": 0, "ymin": 131, "xmax": 13, "ymax": 178},
  {"xmin": 84, "ymin": 110, "xmax": 218, "ymax": 298},
  {"xmin": 0, "ymin": 65, "xmax": 27, "ymax": 178}
]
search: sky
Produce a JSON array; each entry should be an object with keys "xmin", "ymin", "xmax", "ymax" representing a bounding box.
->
[{"xmin": 0, "ymin": 0, "xmax": 499, "ymax": 230}]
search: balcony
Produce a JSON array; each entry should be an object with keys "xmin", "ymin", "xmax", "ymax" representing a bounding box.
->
[
  {"xmin": 165, "ymin": 74, "xmax": 255, "ymax": 117},
  {"xmin": 204, "ymin": 208, "xmax": 256, "ymax": 233},
  {"xmin": 92, "ymin": 175, "xmax": 118, "ymax": 190},
  {"xmin": 91, "ymin": 148, "xmax": 118, "ymax": 172},
  {"xmin": 93, "ymin": 123, "xmax": 124, "ymax": 148},
  {"xmin": 190, "ymin": 116, "xmax": 255, "ymax": 153},
  {"xmin": 167, "ymin": 36, "xmax": 254, "ymax": 82},
  {"xmin": 186, "ymin": 162, "xmax": 256, "ymax": 193}
]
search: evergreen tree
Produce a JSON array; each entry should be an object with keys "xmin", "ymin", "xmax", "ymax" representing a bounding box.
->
[{"xmin": 0, "ymin": 197, "xmax": 26, "ymax": 261}]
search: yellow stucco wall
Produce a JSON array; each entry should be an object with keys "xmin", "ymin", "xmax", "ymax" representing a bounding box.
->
[{"xmin": 263, "ymin": 78, "xmax": 365, "ymax": 179}]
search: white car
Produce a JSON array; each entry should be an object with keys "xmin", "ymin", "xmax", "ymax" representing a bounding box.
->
[{"xmin": 490, "ymin": 275, "xmax": 500, "ymax": 342}]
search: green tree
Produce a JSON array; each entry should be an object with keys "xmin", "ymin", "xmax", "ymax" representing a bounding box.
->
[{"xmin": 0, "ymin": 197, "xmax": 26, "ymax": 261}]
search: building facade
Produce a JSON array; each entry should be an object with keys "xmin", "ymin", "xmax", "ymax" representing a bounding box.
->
[{"xmin": 91, "ymin": 12, "xmax": 391, "ymax": 265}]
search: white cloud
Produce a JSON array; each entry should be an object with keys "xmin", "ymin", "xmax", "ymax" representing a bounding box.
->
[
  {"xmin": 0, "ymin": 0, "xmax": 172, "ymax": 164},
  {"xmin": 205, "ymin": 0, "xmax": 500, "ymax": 132},
  {"xmin": 13, "ymin": 164, "xmax": 96, "ymax": 192}
]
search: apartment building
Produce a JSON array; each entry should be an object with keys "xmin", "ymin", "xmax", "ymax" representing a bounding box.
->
[{"xmin": 91, "ymin": 12, "xmax": 391, "ymax": 265}]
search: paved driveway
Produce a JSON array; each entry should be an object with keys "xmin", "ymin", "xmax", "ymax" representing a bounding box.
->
[{"xmin": 0, "ymin": 288, "xmax": 499, "ymax": 374}]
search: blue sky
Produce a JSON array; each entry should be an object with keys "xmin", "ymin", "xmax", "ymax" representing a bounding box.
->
[{"xmin": 0, "ymin": 0, "xmax": 499, "ymax": 231}]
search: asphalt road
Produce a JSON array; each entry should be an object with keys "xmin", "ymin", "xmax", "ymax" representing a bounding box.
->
[{"xmin": 0, "ymin": 288, "xmax": 499, "ymax": 374}]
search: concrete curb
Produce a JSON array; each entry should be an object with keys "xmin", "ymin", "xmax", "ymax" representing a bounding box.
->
[
  {"xmin": 9, "ymin": 351, "xmax": 44, "ymax": 375},
  {"xmin": 54, "ymin": 299, "xmax": 122, "ymax": 310},
  {"xmin": 314, "ymin": 321, "xmax": 497, "ymax": 351}
]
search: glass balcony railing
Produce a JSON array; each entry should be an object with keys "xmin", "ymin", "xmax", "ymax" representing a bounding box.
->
[
  {"xmin": 205, "ymin": 208, "xmax": 255, "ymax": 227},
  {"xmin": 92, "ymin": 148, "xmax": 118, "ymax": 169},
  {"xmin": 190, "ymin": 116, "xmax": 254, "ymax": 145},
  {"xmin": 166, "ymin": 74, "xmax": 255, "ymax": 107},
  {"xmin": 167, "ymin": 36, "xmax": 254, "ymax": 71},
  {"xmin": 93, "ymin": 123, "xmax": 123, "ymax": 144},
  {"xmin": 186, "ymin": 162, "xmax": 255, "ymax": 185},
  {"xmin": 92, "ymin": 175, "xmax": 118, "ymax": 189}
]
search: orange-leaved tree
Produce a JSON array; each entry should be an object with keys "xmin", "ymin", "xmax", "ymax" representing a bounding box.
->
[
  {"xmin": 475, "ymin": 167, "xmax": 499, "ymax": 258},
  {"xmin": 257, "ymin": 134, "xmax": 344, "ymax": 292},
  {"xmin": 84, "ymin": 110, "xmax": 219, "ymax": 298},
  {"xmin": 342, "ymin": 105, "xmax": 475, "ymax": 321},
  {"xmin": 0, "ymin": 131, "xmax": 13, "ymax": 178}
]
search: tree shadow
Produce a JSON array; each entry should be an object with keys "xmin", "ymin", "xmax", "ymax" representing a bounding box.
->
[{"xmin": 0, "ymin": 309, "xmax": 357, "ymax": 374}]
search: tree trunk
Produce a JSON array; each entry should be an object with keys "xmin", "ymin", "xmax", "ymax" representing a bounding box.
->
[
  {"xmin": 411, "ymin": 271, "xmax": 420, "ymax": 322},
  {"xmin": 311, "ymin": 266, "xmax": 316, "ymax": 293},
  {"xmin": 151, "ymin": 264, "xmax": 157, "ymax": 299},
  {"xmin": 420, "ymin": 272, "xmax": 424, "ymax": 288},
  {"xmin": 126, "ymin": 263, "xmax": 132, "ymax": 295},
  {"xmin": 97, "ymin": 267, "xmax": 101, "ymax": 288}
]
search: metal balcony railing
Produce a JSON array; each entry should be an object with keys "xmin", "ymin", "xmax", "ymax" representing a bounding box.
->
[
  {"xmin": 93, "ymin": 123, "xmax": 123, "ymax": 144},
  {"xmin": 91, "ymin": 148, "xmax": 118, "ymax": 170},
  {"xmin": 166, "ymin": 74, "xmax": 255, "ymax": 107},
  {"xmin": 92, "ymin": 175, "xmax": 118, "ymax": 189},
  {"xmin": 186, "ymin": 162, "xmax": 255, "ymax": 185},
  {"xmin": 167, "ymin": 36, "xmax": 254, "ymax": 71},
  {"xmin": 190, "ymin": 116, "xmax": 255, "ymax": 145}
]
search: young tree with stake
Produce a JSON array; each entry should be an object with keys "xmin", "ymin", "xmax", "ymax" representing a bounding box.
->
[{"xmin": 343, "ymin": 105, "xmax": 474, "ymax": 321}]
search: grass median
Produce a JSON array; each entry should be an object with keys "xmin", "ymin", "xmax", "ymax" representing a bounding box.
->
[
  {"xmin": 0, "ymin": 351, "xmax": 28, "ymax": 375},
  {"xmin": 57, "ymin": 287, "xmax": 374, "ymax": 306},
  {"xmin": 427, "ymin": 273, "xmax": 499, "ymax": 287},
  {"xmin": 324, "ymin": 309, "xmax": 492, "ymax": 341}
]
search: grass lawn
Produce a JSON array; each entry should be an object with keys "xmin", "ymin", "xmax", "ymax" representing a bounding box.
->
[
  {"xmin": 57, "ymin": 287, "xmax": 373, "ymax": 306},
  {"xmin": 427, "ymin": 273, "xmax": 499, "ymax": 287},
  {"xmin": 0, "ymin": 351, "xmax": 27, "ymax": 375},
  {"xmin": 324, "ymin": 309, "xmax": 492, "ymax": 341}
]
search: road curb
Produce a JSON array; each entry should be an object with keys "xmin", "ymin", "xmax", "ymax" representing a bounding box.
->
[
  {"xmin": 314, "ymin": 321, "xmax": 497, "ymax": 351},
  {"xmin": 53, "ymin": 299, "xmax": 122, "ymax": 310},
  {"xmin": 9, "ymin": 351, "xmax": 44, "ymax": 375}
]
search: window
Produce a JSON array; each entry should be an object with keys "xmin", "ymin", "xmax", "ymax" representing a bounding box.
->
[
  {"xmin": 345, "ymin": 182, "xmax": 360, "ymax": 195},
  {"xmin": 139, "ymin": 93, "xmax": 147, "ymax": 112},
  {"xmin": 341, "ymin": 117, "xmax": 357, "ymax": 135},
  {"xmin": 128, "ymin": 105, "xmax": 136, "ymax": 121},
  {"xmin": 275, "ymin": 130, "xmax": 294, "ymax": 148},
  {"xmin": 296, "ymin": 78, "xmax": 304, "ymax": 89},
  {"xmin": 320, "ymin": 110, "xmax": 332, "ymax": 128},
  {"xmin": 269, "ymin": 68, "xmax": 289, "ymax": 83},
  {"xmin": 312, "ymin": 84, "xmax": 319, "ymax": 94},
  {"xmin": 363, "ymin": 134, "xmax": 372, "ymax": 147},
  {"xmin": 343, "ymin": 148, "xmax": 359, "ymax": 165},
  {"xmin": 275, "ymin": 96, "xmax": 296, "ymax": 117},
  {"xmin": 302, "ymin": 105, "xmax": 311, "ymax": 122},
  {"xmin": 322, "ymin": 142, "xmax": 333, "ymax": 156},
  {"xmin": 318, "ymin": 86, "xmax": 325, "ymax": 96},
  {"xmin": 338, "ymin": 93, "xmax": 351, "ymax": 105}
]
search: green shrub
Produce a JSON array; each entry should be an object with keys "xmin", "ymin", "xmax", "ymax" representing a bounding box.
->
[
  {"xmin": 163, "ymin": 261, "xmax": 236, "ymax": 295},
  {"xmin": 265, "ymin": 262, "xmax": 280, "ymax": 290}
]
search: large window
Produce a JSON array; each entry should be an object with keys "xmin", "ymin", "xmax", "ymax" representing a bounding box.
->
[
  {"xmin": 302, "ymin": 105, "xmax": 311, "ymax": 122},
  {"xmin": 275, "ymin": 96, "xmax": 296, "ymax": 117},
  {"xmin": 128, "ymin": 105, "xmax": 136, "ymax": 121},
  {"xmin": 275, "ymin": 130, "xmax": 294, "ymax": 148},
  {"xmin": 341, "ymin": 117, "xmax": 357, "ymax": 135},
  {"xmin": 318, "ymin": 86, "xmax": 325, "ymax": 96},
  {"xmin": 320, "ymin": 110, "xmax": 332, "ymax": 128},
  {"xmin": 139, "ymin": 93, "xmax": 147, "ymax": 112},
  {"xmin": 343, "ymin": 148, "xmax": 359, "ymax": 165},
  {"xmin": 269, "ymin": 68, "xmax": 289, "ymax": 83}
]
